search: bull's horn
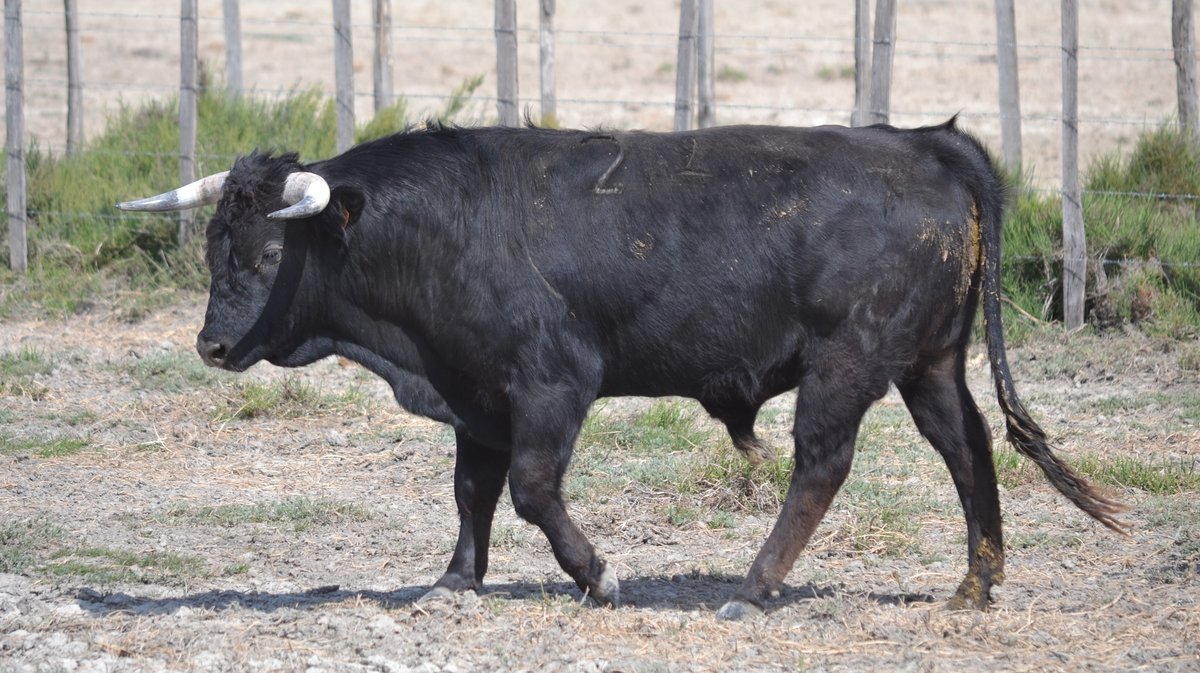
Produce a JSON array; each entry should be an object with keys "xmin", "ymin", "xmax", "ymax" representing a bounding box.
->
[
  {"xmin": 266, "ymin": 172, "xmax": 331, "ymax": 220},
  {"xmin": 116, "ymin": 171, "xmax": 229, "ymax": 212}
]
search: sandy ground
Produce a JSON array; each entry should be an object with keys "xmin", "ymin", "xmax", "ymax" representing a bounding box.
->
[{"xmin": 6, "ymin": 0, "xmax": 1184, "ymax": 187}]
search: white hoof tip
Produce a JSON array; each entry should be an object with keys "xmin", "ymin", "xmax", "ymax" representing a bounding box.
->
[
  {"xmin": 416, "ymin": 586, "xmax": 455, "ymax": 604},
  {"xmin": 716, "ymin": 600, "xmax": 764, "ymax": 621},
  {"xmin": 592, "ymin": 567, "xmax": 621, "ymax": 607}
]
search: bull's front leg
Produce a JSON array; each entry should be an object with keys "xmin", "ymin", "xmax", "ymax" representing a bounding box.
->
[
  {"xmin": 423, "ymin": 431, "xmax": 511, "ymax": 600},
  {"xmin": 506, "ymin": 367, "xmax": 617, "ymax": 605}
]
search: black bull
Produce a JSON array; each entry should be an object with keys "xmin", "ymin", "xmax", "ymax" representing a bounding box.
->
[{"xmin": 124, "ymin": 119, "xmax": 1126, "ymax": 619}]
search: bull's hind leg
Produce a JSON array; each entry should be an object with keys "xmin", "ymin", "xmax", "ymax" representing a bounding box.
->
[
  {"xmin": 898, "ymin": 353, "xmax": 1004, "ymax": 610},
  {"xmin": 704, "ymin": 401, "xmax": 774, "ymax": 465},
  {"xmin": 717, "ymin": 364, "xmax": 885, "ymax": 620},
  {"xmin": 425, "ymin": 431, "xmax": 511, "ymax": 599}
]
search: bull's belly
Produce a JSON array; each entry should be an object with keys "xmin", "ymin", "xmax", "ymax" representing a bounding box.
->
[{"xmin": 595, "ymin": 337, "xmax": 804, "ymax": 403}]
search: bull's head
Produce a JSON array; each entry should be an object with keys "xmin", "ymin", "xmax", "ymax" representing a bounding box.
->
[{"xmin": 118, "ymin": 152, "xmax": 360, "ymax": 372}]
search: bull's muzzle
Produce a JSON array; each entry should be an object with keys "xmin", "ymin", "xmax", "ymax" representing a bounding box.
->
[{"xmin": 196, "ymin": 334, "xmax": 230, "ymax": 369}]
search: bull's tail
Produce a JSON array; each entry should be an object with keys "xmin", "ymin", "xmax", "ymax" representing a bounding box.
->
[{"xmin": 964, "ymin": 129, "xmax": 1129, "ymax": 534}]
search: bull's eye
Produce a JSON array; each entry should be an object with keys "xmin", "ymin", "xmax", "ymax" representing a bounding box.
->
[{"xmin": 258, "ymin": 245, "xmax": 283, "ymax": 271}]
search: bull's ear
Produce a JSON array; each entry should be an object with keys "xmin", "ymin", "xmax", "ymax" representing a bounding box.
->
[
  {"xmin": 332, "ymin": 186, "xmax": 366, "ymax": 230},
  {"xmin": 318, "ymin": 186, "xmax": 366, "ymax": 243}
]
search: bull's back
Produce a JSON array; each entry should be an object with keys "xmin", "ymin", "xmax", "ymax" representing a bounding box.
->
[{"xmin": 514, "ymin": 124, "xmax": 982, "ymax": 396}]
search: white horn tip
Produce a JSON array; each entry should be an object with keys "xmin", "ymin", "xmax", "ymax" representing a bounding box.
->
[{"xmin": 115, "ymin": 196, "xmax": 176, "ymax": 212}]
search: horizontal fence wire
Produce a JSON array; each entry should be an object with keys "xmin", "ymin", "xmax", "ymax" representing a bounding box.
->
[
  {"xmin": 23, "ymin": 208, "xmax": 1200, "ymax": 270},
  {"xmin": 14, "ymin": 12, "xmax": 1180, "ymax": 130},
  {"xmin": 19, "ymin": 10, "xmax": 1182, "ymax": 59},
  {"xmin": 16, "ymin": 76, "xmax": 1179, "ymax": 129}
]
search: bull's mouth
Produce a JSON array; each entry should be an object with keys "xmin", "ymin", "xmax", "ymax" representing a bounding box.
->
[{"xmin": 211, "ymin": 359, "xmax": 249, "ymax": 373}]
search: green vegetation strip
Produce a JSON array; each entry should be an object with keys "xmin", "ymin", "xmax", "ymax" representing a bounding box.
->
[
  {"xmin": 217, "ymin": 377, "xmax": 371, "ymax": 421},
  {"xmin": 159, "ymin": 497, "xmax": 372, "ymax": 532},
  {"xmin": 1, "ymin": 519, "xmax": 208, "ymax": 586},
  {"xmin": 995, "ymin": 447, "xmax": 1200, "ymax": 494},
  {"xmin": 0, "ymin": 519, "xmax": 65, "ymax": 574},
  {"xmin": 46, "ymin": 547, "xmax": 207, "ymax": 585},
  {"xmin": 0, "ymin": 434, "xmax": 88, "ymax": 458},
  {"xmin": 1002, "ymin": 125, "xmax": 1200, "ymax": 339}
]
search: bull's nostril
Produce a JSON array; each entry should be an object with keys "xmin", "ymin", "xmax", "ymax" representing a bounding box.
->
[{"xmin": 197, "ymin": 337, "xmax": 229, "ymax": 367}]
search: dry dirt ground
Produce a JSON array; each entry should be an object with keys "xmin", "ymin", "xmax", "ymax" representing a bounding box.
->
[
  {"xmin": 0, "ymin": 296, "xmax": 1197, "ymax": 672},
  {"xmin": 10, "ymin": 0, "xmax": 1184, "ymax": 187}
]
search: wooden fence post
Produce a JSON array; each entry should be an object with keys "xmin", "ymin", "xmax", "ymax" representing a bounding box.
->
[
  {"xmin": 495, "ymin": 0, "xmax": 519, "ymax": 126},
  {"xmin": 223, "ymin": 0, "xmax": 242, "ymax": 95},
  {"xmin": 696, "ymin": 0, "xmax": 715, "ymax": 128},
  {"xmin": 179, "ymin": 0, "xmax": 198, "ymax": 245},
  {"xmin": 373, "ymin": 0, "xmax": 394, "ymax": 112},
  {"xmin": 64, "ymin": 0, "xmax": 83, "ymax": 155},
  {"xmin": 539, "ymin": 0, "xmax": 556, "ymax": 124},
  {"xmin": 852, "ymin": 0, "xmax": 870, "ymax": 126},
  {"xmin": 1174, "ymin": 0, "xmax": 1199, "ymax": 144},
  {"xmin": 674, "ymin": 0, "xmax": 698, "ymax": 132},
  {"xmin": 994, "ymin": 0, "xmax": 1022, "ymax": 167},
  {"xmin": 333, "ymin": 0, "xmax": 354, "ymax": 152},
  {"xmin": 6, "ymin": 0, "xmax": 26, "ymax": 273},
  {"xmin": 868, "ymin": 0, "xmax": 896, "ymax": 125},
  {"xmin": 1061, "ymin": 0, "xmax": 1086, "ymax": 330}
]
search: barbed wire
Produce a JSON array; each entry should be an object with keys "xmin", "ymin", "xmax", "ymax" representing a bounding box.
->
[
  {"xmin": 18, "ymin": 21, "xmax": 1181, "ymax": 64},
  {"xmin": 1005, "ymin": 254, "xmax": 1200, "ymax": 269},
  {"xmin": 18, "ymin": 75, "xmax": 1180, "ymax": 131},
  {"xmin": 1028, "ymin": 186, "xmax": 1200, "ymax": 202}
]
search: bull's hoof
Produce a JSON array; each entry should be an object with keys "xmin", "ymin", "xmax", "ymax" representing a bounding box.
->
[
  {"xmin": 946, "ymin": 575, "xmax": 991, "ymax": 611},
  {"xmin": 716, "ymin": 599, "xmax": 764, "ymax": 621},
  {"xmin": 589, "ymin": 565, "xmax": 621, "ymax": 607},
  {"xmin": 416, "ymin": 586, "xmax": 456, "ymax": 604}
]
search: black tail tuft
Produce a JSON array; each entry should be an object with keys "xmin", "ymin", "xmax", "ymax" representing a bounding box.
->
[{"xmin": 998, "ymin": 384, "xmax": 1130, "ymax": 534}]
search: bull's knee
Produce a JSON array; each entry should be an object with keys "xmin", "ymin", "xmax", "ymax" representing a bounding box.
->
[{"xmin": 509, "ymin": 482, "xmax": 554, "ymax": 525}]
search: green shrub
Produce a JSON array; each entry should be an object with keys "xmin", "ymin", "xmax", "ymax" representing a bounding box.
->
[{"xmin": 1000, "ymin": 125, "xmax": 1200, "ymax": 337}]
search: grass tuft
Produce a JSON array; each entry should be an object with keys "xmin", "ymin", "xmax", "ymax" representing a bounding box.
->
[
  {"xmin": 0, "ymin": 347, "xmax": 54, "ymax": 399},
  {"xmin": 996, "ymin": 447, "xmax": 1200, "ymax": 494},
  {"xmin": 0, "ymin": 519, "xmax": 65, "ymax": 573},
  {"xmin": 1073, "ymin": 454, "xmax": 1200, "ymax": 494},
  {"xmin": 123, "ymin": 351, "xmax": 231, "ymax": 392},
  {"xmin": 46, "ymin": 547, "xmax": 207, "ymax": 586},
  {"xmin": 217, "ymin": 376, "xmax": 370, "ymax": 421},
  {"xmin": 159, "ymin": 497, "xmax": 372, "ymax": 532},
  {"xmin": 838, "ymin": 479, "xmax": 924, "ymax": 556},
  {"xmin": 580, "ymin": 399, "xmax": 714, "ymax": 456},
  {"xmin": 0, "ymin": 347, "xmax": 53, "ymax": 378},
  {"xmin": 0, "ymin": 434, "xmax": 89, "ymax": 458}
]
